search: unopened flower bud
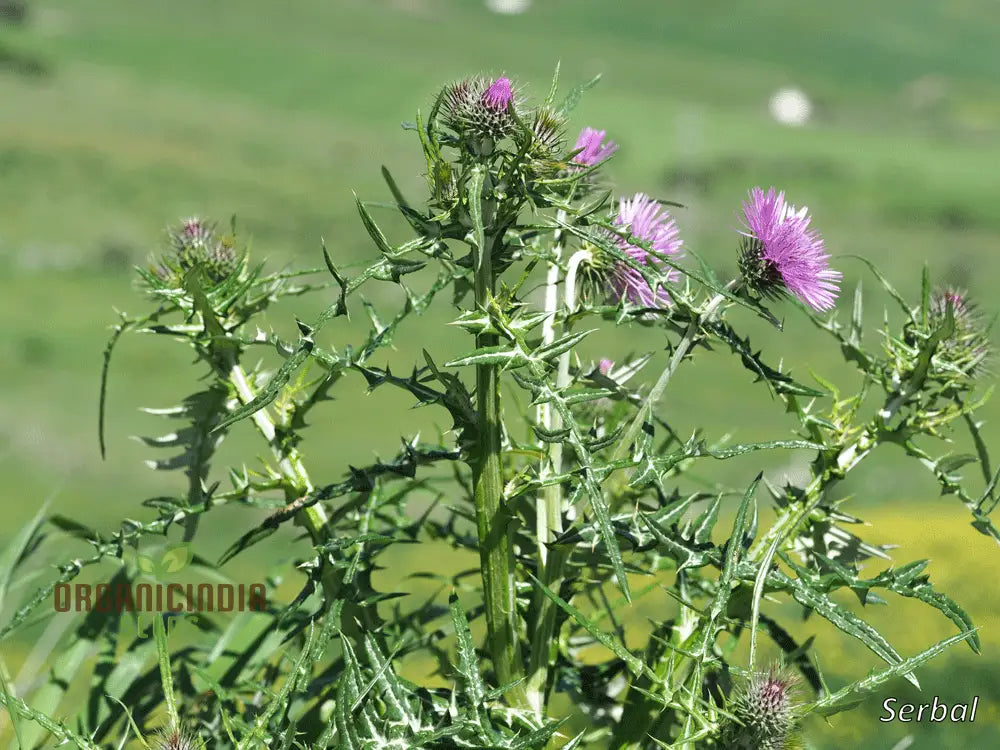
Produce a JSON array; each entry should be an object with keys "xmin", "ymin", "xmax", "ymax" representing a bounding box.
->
[
  {"xmin": 721, "ymin": 666, "xmax": 801, "ymax": 750},
  {"xmin": 148, "ymin": 217, "xmax": 240, "ymax": 289},
  {"xmin": 929, "ymin": 287, "xmax": 990, "ymax": 376}
]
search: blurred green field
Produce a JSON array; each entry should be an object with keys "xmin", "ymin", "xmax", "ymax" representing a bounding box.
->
[{"xmin": 2, "ymin": 1, "xmax": 1000, "ymax": 747}]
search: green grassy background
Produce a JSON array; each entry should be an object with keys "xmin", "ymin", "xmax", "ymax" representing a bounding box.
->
[{"xmin": 1, "ymin": 0, "xmax": 999, "ymax": 746}]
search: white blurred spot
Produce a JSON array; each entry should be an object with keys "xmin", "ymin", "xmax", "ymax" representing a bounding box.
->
[
  {"xmin": 903, "ymin": 74, "xmax": 948, "ymax": 111},
  {"xmin": 769, "ymin": 87, "xmax": 812, "ymax": 127},
  {"xmin": 485, "ymin": 0, "xmax": 532, "ymax": 14}
]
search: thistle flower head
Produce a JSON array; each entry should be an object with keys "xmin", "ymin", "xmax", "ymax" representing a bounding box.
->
[
  {"xmin": 439, "ymin": 75, "xmax": 518, "ymax": 143},
  {"xmin": 149, "ymin": 217, "xmax": 240, "ymax": 288},
  {"xmin": 589, "ymin": 192, "xmax": 682, "ymax": 308},
  {"xmin": 171, "ymin": 217, "xmax": 213, "ymax": 252},
  {"xmin": 598, "ymin": 358, "xmax": 615, "ymax": 375},
  {"xmin": 929, "ymin": 287, "xmax": 991, "ymax": 376},
  {"xmin": 722, "ymin": 665, "xmax": 801, "ymax": 749},
  {"xmin": 152, "ymin": 726, "xmax": 201, "ymax": 750},
  {"xmin": 572, "ymin": 127, "xmax": 617, "ymax": 167},
  {"xmin": 738, "ymin": 186, "xmax": 841, "ymax": 311}
]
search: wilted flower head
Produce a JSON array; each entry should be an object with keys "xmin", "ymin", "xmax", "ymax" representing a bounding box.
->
[
  {"xmin": 721, "ymin": 666, "xmax": 801, "ymax": 750},
  {"xmin": 440, "ymin": 75, "xmax": 518, "ymax": 143},
  {"xmin": 929, "ymin": 287, "xmax": 991, "ymax": 375},
  {"xmin": 588, "ymin": 193, "xmax": 682, "ymax": 307},
  {"xmin": 572, "ymin": 127, "xmax": 617, "ymax": 167},
  {"xmin": 738, "ymin": 186, "xmax": 841, "ymax": 311}
]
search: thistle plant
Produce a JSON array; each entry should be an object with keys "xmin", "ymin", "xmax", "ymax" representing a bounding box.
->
[{"xmin": 2, "ymin": 67, "xmax": 999, "ymax": 750}]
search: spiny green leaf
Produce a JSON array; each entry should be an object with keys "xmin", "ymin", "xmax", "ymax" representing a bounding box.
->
[
  {"xmin": 557, "ymin": 74, "xmax": 601, "ymax": 116},
  {"xmin": 768, "ymin": 565, "xmax": 919, "ymax": 687},
  {"xmin": 530, "ymin": 574, "xmax": 645, "ymax": 677},
  {"xmin": 807, "ymin": 629, "xmax": 976, "ymax": 717},
  {"xmin": 354, "ymin": 192, "xmax": 395, "ymax": 256},
  {"xmin": 532, "ymin": 328, "xmax": 596, "ymax": 363},
  {"xmin": 691, "ymin": 495, "xmax": 721, "ymax": 545},
  {"xmin": 445, "ymin": 344, "xmax": 528, "ymax": 369}
]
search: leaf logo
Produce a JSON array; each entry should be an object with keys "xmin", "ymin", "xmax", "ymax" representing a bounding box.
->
[{"xmin": 137, "ymin": 542, "xmax": 192, "ymax": 580}]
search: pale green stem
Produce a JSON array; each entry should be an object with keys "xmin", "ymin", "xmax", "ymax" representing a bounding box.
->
[
  {"xmin": 535, "ymin": 212, "xmax": 567, "ymax": 569},
  {"xmin": 228, "ymin": 364, "xmax": 332, "ymax": 573},
  {"xmin": 611, "ymin": 286, "xmax": 733, "ymax": 467},
  {"xmin": 746, "ymin": 369, "xmax": 912, "ymax": 668},
  {"xmin": 153, "ymin": 614, "xmax": 179, "ymax": 730},
  {"xmin": 525, "ymin": 248, "xmax": 590, "ymax": 718},
  {"xmin": 545, "ymin": 248, "xmax": 590, "ymax": 538}
]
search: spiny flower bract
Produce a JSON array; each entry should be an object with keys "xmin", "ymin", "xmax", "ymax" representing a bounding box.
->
[
  {"xmin": 150, "ymin": 217, "xmax": 240, "ymax": 288},
  {"xmin": 738, "ymin": 186, "xmax": 841, "ymax": 311},
  {"xmin": 928, "ymin": 287, "xmax": 991, "ymax": 376},
  {"xmin": 530, "ymin": 107, "xmax": 566, "ymax": 158},
  {"xmin": 152, "ymin": 726, "xmax": 202, "ymax": 750},
  {"xmin": 721, "ymin": 666, "xmax": 802, "ymax": 750}
]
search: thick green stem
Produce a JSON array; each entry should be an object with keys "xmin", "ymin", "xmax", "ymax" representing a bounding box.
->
[{"xmin": 472, "ymin": 233, "xmax": 525, "ymax": 698}]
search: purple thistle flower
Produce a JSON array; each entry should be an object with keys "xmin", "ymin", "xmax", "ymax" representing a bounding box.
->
[
  {"xmin": 481, "ymin": 76, "xmax": 513, "ymax": 111},
  {"xmin": 605, "ymin": 193, "xmax": 683, "ymax": 307},
  {"xmin": 598, "ymin": 358, "xmax": 615, "ymax": 375},
  {"xmin": 738, "ymin": 186, "xmax": 841, "ymax": 311},
  {"xmin": 573, "ymin": 127, "xmax": 617, "ymax": 166}
]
